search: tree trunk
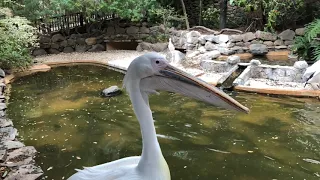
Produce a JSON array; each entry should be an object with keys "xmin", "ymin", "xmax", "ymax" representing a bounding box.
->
[
  {"xmin": 199, "ymin": 0, "xmax": 203, "ymax": 25},
  {"xmin": 219, "ymin": 0, "xmax": 227, "ymax": 29},
  {"xmin": 180, "ymin": 0, "xmax": 190, "ymax": 29}
]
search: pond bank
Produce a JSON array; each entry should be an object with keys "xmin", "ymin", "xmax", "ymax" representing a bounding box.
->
[{"xmin": 0, "ymin": 75, "xmax": 43, "ymax": 179}]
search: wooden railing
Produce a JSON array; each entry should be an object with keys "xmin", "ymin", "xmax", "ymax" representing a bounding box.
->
[{"xmin": 34, "ymin": 12, "xmax": 116, "ymax": 35}]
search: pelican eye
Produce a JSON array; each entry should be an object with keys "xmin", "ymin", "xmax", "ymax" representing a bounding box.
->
[{"xmin": 156, "ymin": 60, "xmax": 160, "ymax": 64}]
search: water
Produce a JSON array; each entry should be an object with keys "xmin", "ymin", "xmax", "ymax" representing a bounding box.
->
[{"xmin": 7, "ymin": 65, "xmax": 320, "ymax": 180}]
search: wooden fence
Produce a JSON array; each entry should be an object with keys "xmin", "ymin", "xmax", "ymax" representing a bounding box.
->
[{"xmin": 34, "ymin": 12, "xmax": 116, "ymax": 35}]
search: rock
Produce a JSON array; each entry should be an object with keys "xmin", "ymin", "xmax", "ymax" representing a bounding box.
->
[
  {"xmin": 51, "ymin": 33, "xmax": 65, "ymax": 42},
  {"xmin": 231, "ymin": 46, "xmax": 244, "ymax": 54},
  {"xmin": 250, "ymin": 59, "xmax": 261, "ymax": 66},
  {"xmin": 201, "ymin": 50, "xmax": 221, "ymax": 60},
  {"xmin": 249, "ymin": 44, "xmax": 268, "ymax": 55},
  {"xmin": 293, "ymin": 61, "xmax": 308, "ymax": 70},
  {"xmin": 39, "ymin": 36, "xmax": 51, "ymax": 44},
  {"xmin": 152, "ymin": 43, "xmax": 168, "ymax": 52},
  {"xmin": 5, "ymin": 164, "xmax": 43, "ymax": 180},
  {"xmin": 263, "ymin": 41, "xmax": 274, "ymax": 46},
  {"xmin": 284, "ymin": 40, "xmax": 293, "ymax": 46},
  {"xmin": 274, "ymin": 40, "xmax": 284, "ymax": 46},
  {"xmin": 32, "ymin": 49, "xmax": 47, "ymax": 56},
  {"xmin": 85, "ymin": 37, "xmax": 97, "ymax": 45},
  {"xmin": 255, "ymin": 31, "xmax": 277, "ymax": 41},
  {"xmin": 227, "ymin": 55, "xmax": 240, "ymax": 64},
  {"xmin": 115, "ymin": 26, "xmax": 126, "ymax": 34},
  {"xmin": 48, "ymin": 48, "xmax": 60, "ymax": 54},
  {"xmin": 242, "ymin": 32, "xmax": 256, "ymax": 42},
  {"xmin": 76, "ymin": 38, "xmax": 86, "ymax": 45},
  {"xmin": 251, "ymin": 40, "xmax": 263, "ymax": 44},
  {"xmin": 0, "ymin": 118, "xmax": 12, "ymax": 128},
  {"xmin": 50, "ymin": 43, "xmax": 59, "ymax": 49},
  {"xmin": 0, "ymin": 69, "xmax": 4, "ymax": 78},
  {"xmin": 166, "ymin": 50, "xmax": 185, "ymax": 64},
  {"xmin": 0, "ymin": 127, "xmax": 17, "ymax": 141},
  {"xmin": 126, "ymin": 26, "xmax": 139, "ymax": 34},
  {"xmin": 275, "ymin": 45, "xmax": 288, "ymax": 50},
  {"xmin": 198, "ymin": 35, "xmax": 206, "ymax": 45},
  {"xmin": 0, "ymin": 150, "xmax": 6, "ymax": 162},
  {"xmin": 67, "ymin": 39, "xmax": 76, "ymax": 46},
  {"xmin": 60, "ymin": 40, "xmax": 68, "ymax": 47},
  {"xmin": 186, "ymin": 50, "xmax": 201, "ymax": 58},
  {"xmin": 278, "ymin": 29, "xmax": 295, "ymax": 40},
  {"xmin": 63, "ymin": 47, "xmax": 74, "ymax": 53},
  {"xmin": 136, "ymin": 44, "xmax": 143, "ymax": 52},
  {"xmin": 107, "ymin": 26, "xmax": 115, "ymax": 35},
  {"xmin": 218, "ymin": 47, "xmax": 235, "ymax": 55},
  {"xmin": 204, "ymin": 35, "xmax": 216, "ymax": 42},
  {"xmin": 140, "ymin": 26, "xmax": 150, "ymax": 34},
  {"xmin": 1, "ymin": 146, "xmax": 37, "ymax": 167},
  {"xmin": 1, "ymin": 141, "xmax": 25, "ymax": 150},
  {"xmin": 235, "ymin": 42, "xmax": 244, "ymax": 46},
  {"xmin": 88, "ymin": 44, "xmax": 105, "ymax": 52},
  {"xmin": 75, "ymin": 45, "xmax": 88, "ymax": 52},
  {"xmin": 204, "ymin": 42, "xmax": 217, "ymax": 51},
  {"xmin": 214, "ymin": 34, "xmax": 229, "ymax": 44},
  {"xmin": 101, "ymin": 86, "xmax": 122, "ymax": 97},
  {"xmin": 230, "ymin": 34, "xmax": 243, "ymax": 42},
  {"xmin": 69, "ymin": 34, "xmax": 81, "ymax": 39},
  {"xmin": 187, "ymin": 31, "xmax": 200, "ymax": 44},
  {"xmin": 295, "ymin": 28, "xmax": 305, "ymax": 36},
  {"xmin": 198, "ymin": 46, "xmax": 207, "ymax": 53},
  {"xmin": 39, "ymin": 43, "xmax": 50, "ymax": 49}
]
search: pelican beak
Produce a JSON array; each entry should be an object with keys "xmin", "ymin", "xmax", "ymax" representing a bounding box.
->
[{"xmin": 157, "ymin": 64, "xmax": 250, "ymax": 114}]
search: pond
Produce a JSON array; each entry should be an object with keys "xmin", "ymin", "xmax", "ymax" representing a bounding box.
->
[{"xmin": 7, "ymin": 65, "xmax": 320, "ymax": 180}]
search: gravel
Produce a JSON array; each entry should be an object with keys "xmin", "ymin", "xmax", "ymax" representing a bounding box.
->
[{"xmin": 245, "ymin": 78, "xmax": 313, "ymax": 90}]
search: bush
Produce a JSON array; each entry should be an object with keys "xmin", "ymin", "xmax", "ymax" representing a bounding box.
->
[{"xmin": 0, "ymin": 8, "xmax": 38, "ymax": 70}]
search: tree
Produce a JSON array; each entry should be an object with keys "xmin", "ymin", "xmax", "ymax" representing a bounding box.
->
[
  {"xmin": 180, "ymin": 0, "xmax": 189, "ymax": 29},
  {"xmin": 220, "ymin": 0, "xmax": 227, "ymax": 29}
]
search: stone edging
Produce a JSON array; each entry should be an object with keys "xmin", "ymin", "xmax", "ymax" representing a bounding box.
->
[{"xmin": 0, "ymin": 74, "xmax": 43, "ymax": 179}]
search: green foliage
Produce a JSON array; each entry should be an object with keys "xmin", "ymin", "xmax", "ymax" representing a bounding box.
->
[
  {"xmin": 0, "ymin": 8, "xmax": 38, "ymax": 69},
  {"xmin": 293, "ymin": 19, "xmax": 320, "ymax": 61},
  {"xmin": 229, "ymin": 0, "xmax": 304, "ymax": 32},
  {"xmin": 149, "ymin": 6, "xmax": 184, "ymax": 31},
  {"xmin": 201, "ymin": 6, "xmax": 220, "ymax": 29}
]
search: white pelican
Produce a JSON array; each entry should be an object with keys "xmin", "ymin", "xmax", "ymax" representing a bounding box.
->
[
  {"xmin": 303, "ymin": 60, "xmax": 320, "ymax": 90},
  {"xmin": 168, "ymin": 38, "xmax": 175, "ymax": 63},
  {"xmin": 68, "ymin": 52, "xmax": 249, "ymax": 180}
]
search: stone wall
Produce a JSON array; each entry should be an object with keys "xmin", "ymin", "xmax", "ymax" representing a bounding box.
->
[
  {"xmin": 33, "ymin": 23, "xmax": 162, "ymax": 57},
  {"xmin": 0, "ymin": 70, "xmax": 43, "ymax": 179},
  {"xmin": 170, "ymin": 28, "xmax": 305, "ymax": 62}
]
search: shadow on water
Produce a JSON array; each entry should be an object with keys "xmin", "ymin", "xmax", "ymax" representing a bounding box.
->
[{"xmin": 6, "ymin": 65, "xmax": 320, "ymax": 180}]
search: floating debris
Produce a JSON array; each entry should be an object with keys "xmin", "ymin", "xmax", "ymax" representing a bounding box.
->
[
  {"xmin": 207, "ymin": 148, "xmax": 231, "ymax": 154},
  {"xmin": 47, "ymin": 167, "xmax": 53, "ymax": 171},
  {"xmin": 303, "ymin": 158, "xmax": 320, "ymax": 165}
]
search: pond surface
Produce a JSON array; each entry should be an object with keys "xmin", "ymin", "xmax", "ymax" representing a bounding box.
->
[{"xmin": 7, "ymin": 65, "xmax": 320, "ymax": 180}]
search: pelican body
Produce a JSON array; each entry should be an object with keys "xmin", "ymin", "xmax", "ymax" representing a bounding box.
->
[
  {"xmin": 68, "ymin": 52, "xmax": 249, "ymax": 180},
  {"xmin": 303, "ymin": 60, "xmax": 320, "ymax": 90}
]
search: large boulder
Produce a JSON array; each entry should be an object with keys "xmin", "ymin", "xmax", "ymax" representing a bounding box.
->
[
  {"xmin": 85, "ymin": 37, "xmax": 97, "ymax": 45},
  {"xmin": 242, "ymin": 32, "xmax": 256, "ymax": 42},
  {"xmin": 295, "ymin": 28, "xmax": 305, "ymax": 36},
  {"xmin": 249, "ymin": 44, "xmax": 268, "ymax": 55},
  {"xmin": 166, "ymin": 50, "xmax": 186, "ymax": 64},
  {"xmin": 227, "ymin": 55, "xmax": 240, "ymax": 65},
  {"xmin": 63, "ymin": 47, "xmax": 74, "ymax": 53},
  {"xmin": 75, "ymin": 45, "xmax": 88, "ymax": 52},
  {"xmin": 230, "ymin": 34, "xmax": 243, "ymax": 42},
  {"xmin": 152, "ymin": 43, "xmax": 168, "ymax": 52},
  {"xmin": 255, "ymin": 31, "xmax": 277, "ymax": 41},
  {"xmin": 278, "ymin": 29, "xmax": 295, "ymax": 41},
  {"xmin": 39, "ymin": 36, "xmax": 51, "ymax": 43},
  {"xmin": 204, "ymin": 42, "xmax": 217, "ymax": 51},
  {"xmin": 293, "ymin": 61, "xmax": 308, "ymax": 70},
  {"xmin": 200, "ymin": 50, "xmax": 221, "ymax": 60},
  {"xmin": 140, "ymin": 26, "xmax": 150, "ymax": 34},
  {"xmin": 101, "ymin": 86, "xmax": 122, "ymax": 97},
  {"xmin": 126, "ymin": 26, "xmax": 139, "ymax": 34},
  {"xmin": 48, "ymin": 48, "xmax": 60, "ymax": 54},
  {"xmin": 32, "ymin": 49, "xmax": 47, "ymax": 56},
  {"xmin": 88, "ymin": 44, "xmax": 105, "ymax": 52},
  {"xmin": 186, "ymin": 31, "xmax": 201, "ymax": 45},
  {"xmin": 51, "ymin": 33, "xmax": 65, "ymax": 42}
]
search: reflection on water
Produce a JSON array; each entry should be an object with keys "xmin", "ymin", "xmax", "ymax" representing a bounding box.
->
[{"xmin": 7, "ymin": 65, "xmax": 320, "ymax": 180}]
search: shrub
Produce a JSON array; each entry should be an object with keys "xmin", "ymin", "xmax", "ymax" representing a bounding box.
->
[
  {"xmin": 0, "ymin": 8, "xmax": 38, "ymax": 70},
  {"xmin": 293, "ymin": 19, "xmax": 320, "ymax": 62}
]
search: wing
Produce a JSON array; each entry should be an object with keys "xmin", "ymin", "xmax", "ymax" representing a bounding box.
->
[
  {"xmin": 140, "ymin": 76, "xmax": 245, "ymax": 112},
  {"xmin": 68, "ymin": 156, "xmax": 141, "ymax": 180}
]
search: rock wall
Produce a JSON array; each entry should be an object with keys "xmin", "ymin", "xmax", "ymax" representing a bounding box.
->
[
  {"xmin": 170, "ymin": 28, "xmax": 305, "ymax": 60},
  {"xmin": 33, "ymin": 23, "xmax": 161, "ymax": 57},
  {"xmin": 0, "ymin": 70, "xmax": 43, "ymax": 179}
]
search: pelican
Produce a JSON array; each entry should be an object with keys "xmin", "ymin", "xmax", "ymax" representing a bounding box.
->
[
  {"xmin": 303, "ymin": 60, "xmax": 320, "ymax": 90},
  {"xmin": 168, "ymin": 38, "xmax": 176, "ymax": 63},
  {"xmin": 68, "ymin": 52, "xmax": 249, "ymax": 180}
]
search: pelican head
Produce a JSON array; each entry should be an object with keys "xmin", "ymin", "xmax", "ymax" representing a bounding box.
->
[{"xmin": 124, "ymin": 52, "xmax": 249, "ymax": 113}]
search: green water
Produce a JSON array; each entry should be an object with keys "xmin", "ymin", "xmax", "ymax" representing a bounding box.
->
[{"xmin": 7, "ymin": 65, "xmax": 320, "ymax": 180}]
